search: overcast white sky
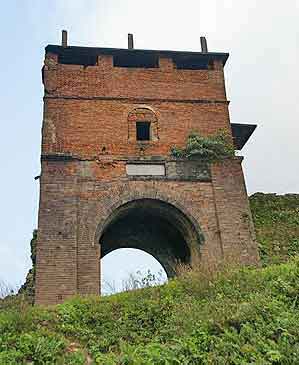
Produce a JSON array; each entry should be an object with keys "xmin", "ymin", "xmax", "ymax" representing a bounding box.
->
[{"xmin": 0, "ymin": 1, "xmax": 298, "ymax": 289}]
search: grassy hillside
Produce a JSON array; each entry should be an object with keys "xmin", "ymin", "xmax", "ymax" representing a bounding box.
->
[
  {"xmin": 1, "ymin": 259, "xmax": 299, "ymax": 364},
  {"xmin": 1, "ymin": 193, "xmax": 298, "ymax": 364},
  {"xmin": 250, "ymin": 193, "xmax": 299, "ymax": 264}
]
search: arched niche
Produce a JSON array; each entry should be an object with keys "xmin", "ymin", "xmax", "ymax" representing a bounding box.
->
[{"xmin": 128, "ymin": 107, "xmax": 159, "ymax": 142}]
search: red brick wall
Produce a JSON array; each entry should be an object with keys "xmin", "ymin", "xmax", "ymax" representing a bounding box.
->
[
  {"xmin": 42, "ymin": 53, "xmax": 230, "ymax": 159},
  {"xmin": 43, "ymin": 54, "xmax": 226, "ymax": 100},
  {"xmin": 42, "ymin": 99, "xmax": 231, "ymax": 158},
  {"xmin": 211, "ymin": 160, "xmax": 259, "ymax": 265}
]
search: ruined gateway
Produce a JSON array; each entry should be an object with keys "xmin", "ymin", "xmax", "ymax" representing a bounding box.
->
[{"xmin": 35, "ymin": 33, "xmax": 259, "ymax": 305}]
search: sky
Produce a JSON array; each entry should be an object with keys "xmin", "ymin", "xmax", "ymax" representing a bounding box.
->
[{"xmin": 0, "ymin": 1, "xmax": 298, "ymax": 289}]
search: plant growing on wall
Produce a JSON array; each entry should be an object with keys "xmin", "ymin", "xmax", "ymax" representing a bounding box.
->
[
  {"xmin": 18, "ymin": 230, "xmax": 37, "ymax": 303},
  {"xmin": 171, "ymin": 130, "xmax": 235, "ymax": 162}
]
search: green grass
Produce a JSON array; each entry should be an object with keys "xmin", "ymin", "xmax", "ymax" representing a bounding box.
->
[
  {"xmin": 2, "ymin": 258, "xmax": 299, "ymax": 364},
  {"xmin": 250, "ymin": 193, "xmax": 299, "ymax": 264}
]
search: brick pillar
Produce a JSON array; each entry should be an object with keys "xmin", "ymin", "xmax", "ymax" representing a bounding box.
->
[
  {"xmin": 97, "ymin": 55, "xmax": 113, "ymax": 68},
  {"xmin": 159, "ymin": 57, "xmax": 173, "ymax": 71},
  {"xmin": 211, "ymin": 60, "xmax": 227, "ymax": 100},
  {"xmin": 76, "ymin": 215, "xmax": 101, "ymax": 296},
  {"xmin": 211, "ymin": 158, "xmax": 260, "ymax": 266},
  {"xmin": 35, "ymin": 168, "xmax": 78, "ymax": 305}
]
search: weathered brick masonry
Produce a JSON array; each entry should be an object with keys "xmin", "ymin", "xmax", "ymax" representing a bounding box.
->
[{"xmin": 35, "ymin": 38, "xmax": 259, "ymax": 305}]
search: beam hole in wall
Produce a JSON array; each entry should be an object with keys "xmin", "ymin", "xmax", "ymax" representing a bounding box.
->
[{"xmin": 101, "ymin": 248, "xmax": 168, "ymax": 295}]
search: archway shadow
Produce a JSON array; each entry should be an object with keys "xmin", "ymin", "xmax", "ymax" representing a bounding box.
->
[{"xmin": 99, "ymin": 199, "xmax": 203, "ymax": 278}]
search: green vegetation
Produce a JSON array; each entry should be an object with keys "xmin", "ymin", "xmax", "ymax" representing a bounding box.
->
[
  {"xmin": 18, "ymin": 229, "xmax": 37, "ymax": 303},
  {"xmin": 1, "ymin": 259, "xmax": 299, "ymax": 364},
  {"xmin": 170, "ymin": 131, "xmax": 235, "ymax": 161},
  {"xmin": 250, "ymin": 193, "xmax": 299, "ymax": 265},
  {"xmin": 0, "ymin": 193, "xmax": 298, "ymax": 364}
]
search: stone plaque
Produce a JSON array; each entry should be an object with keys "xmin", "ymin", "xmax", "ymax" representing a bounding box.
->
[{"xmin": 126, "ymin": 164, "xmax": 165, "ymax": 176}]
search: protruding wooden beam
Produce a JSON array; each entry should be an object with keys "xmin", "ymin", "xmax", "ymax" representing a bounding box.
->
[
  {"xmin": 128, "ymin": 33, "xmax": 134, "ymax": 49},
  {"xmin": 62, "ymin": 30, "xmax": 68, "ymax": 48},
  {"xmin": 200, "ymin": 36, "xmax": 208, "ymax": 53}
]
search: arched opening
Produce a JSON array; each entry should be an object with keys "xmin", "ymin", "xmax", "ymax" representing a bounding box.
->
[
  {"xmin": 98, "ymin": 199, "xmax": 203, "ymax": 284},
  {"xmin": 101, "ymin": 248, "xmax": 168, "ymax": 295}
]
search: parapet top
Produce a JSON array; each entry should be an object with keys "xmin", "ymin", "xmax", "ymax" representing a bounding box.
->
[
  {"xmin": 46, "ymin": 30, "xmax": 228, "ymax": 69},
  {"xmin": 46, "ymin": 30, "xmax": 228, "ymax": 70},
  {"xmin": 46, "ymin": 44, "xmax": 229, "ymax": 69}
]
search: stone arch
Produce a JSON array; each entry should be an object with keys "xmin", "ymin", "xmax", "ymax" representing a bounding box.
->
[
  {"xmin": 128, "ymin": 106, "xmax": 159, "ymax": 142},
  {"xmin": 95, "ymin": 198, "xmax": 204, "ymax": 277}
]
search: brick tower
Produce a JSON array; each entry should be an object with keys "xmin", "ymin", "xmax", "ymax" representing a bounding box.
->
[{"xmin": 35, "ymin": 32, "xmax": 259, "ymax": 305}]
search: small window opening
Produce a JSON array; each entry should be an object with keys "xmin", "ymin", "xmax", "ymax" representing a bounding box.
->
[{"xmin": 136, "ymin": 122, "xmax": 150, "ymax": 141}]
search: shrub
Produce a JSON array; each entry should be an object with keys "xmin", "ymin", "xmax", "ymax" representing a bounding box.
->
[{"xmin": 171, "ymin": 130, "xmax": 235, "ymax": 161}]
